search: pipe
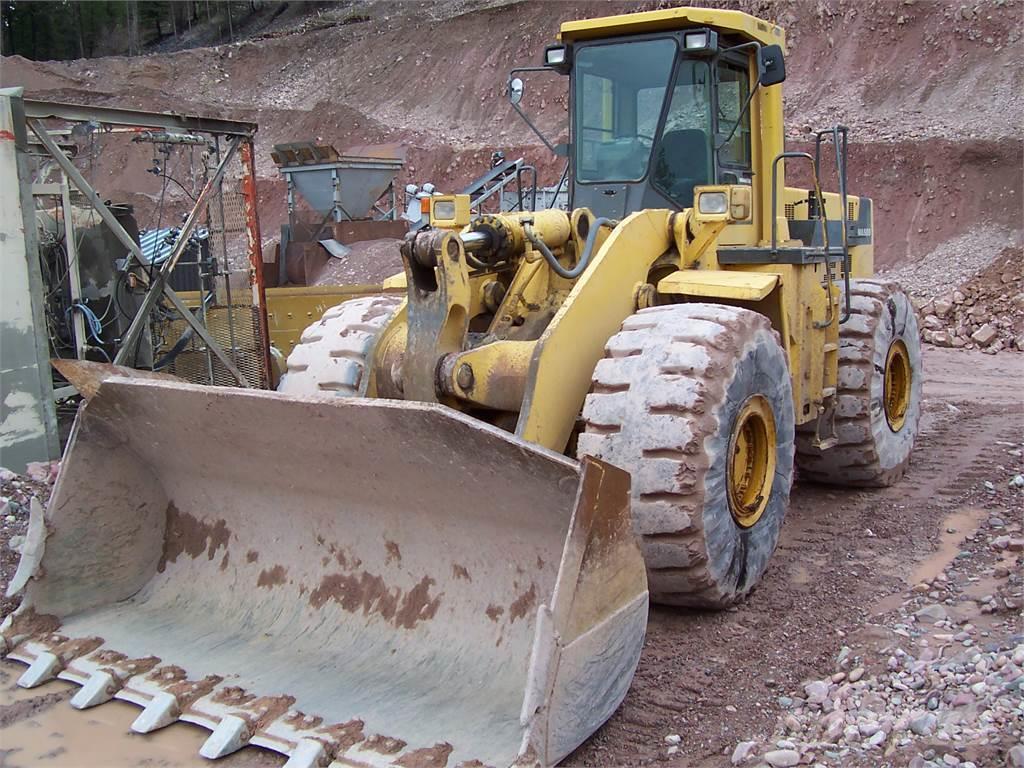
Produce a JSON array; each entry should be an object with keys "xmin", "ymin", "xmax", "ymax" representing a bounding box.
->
[{"xmin": 523, "ymin": 217, "xmax": 615, "ymax": 280}]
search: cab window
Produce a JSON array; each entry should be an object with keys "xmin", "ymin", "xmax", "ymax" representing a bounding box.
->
[{"xmin": 717, "ymin": 59, "xmax": 752, "ymax": 171}]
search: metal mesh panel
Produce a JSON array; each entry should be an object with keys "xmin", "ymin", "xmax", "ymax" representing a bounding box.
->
[
  {"xmin": 155, "ymin": 306, "xmax": 266, "ymax": 388},
  {"xmin": 151, "ymin": 140, "xmax": 270, "ymax": 389}
]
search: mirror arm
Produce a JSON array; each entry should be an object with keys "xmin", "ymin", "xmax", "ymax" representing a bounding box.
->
[
  {"xmin": 509, "ymin": 67, "xmax": 564, "ymax": 157},
  {"xmin": 714, "ymin": 78, "xmax": 760, "ymax": 152}
]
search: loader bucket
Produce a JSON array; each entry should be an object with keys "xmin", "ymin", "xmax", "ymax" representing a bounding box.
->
[{"xmin": 2, "ymin": 362, "xmax": 648, "ymax": 767}]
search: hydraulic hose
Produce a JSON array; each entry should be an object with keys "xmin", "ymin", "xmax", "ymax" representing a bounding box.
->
[{"xmin": 523, "ymin": 216, "xmax": 616, "ymax": 280}]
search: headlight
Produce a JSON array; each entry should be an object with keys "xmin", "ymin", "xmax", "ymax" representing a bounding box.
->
[
  {"xmin": 432, "ymin": 200, "xmax": 456, "ymax": 220},
  {"xmin": 698, "ymin": 191, "xmax": 729, "ymax": 215}
]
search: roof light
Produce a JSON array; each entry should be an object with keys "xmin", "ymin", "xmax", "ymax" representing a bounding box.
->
[
  {"xmin": 543, "ymin": 44, "xmax": 572, "ymax": 74},
  {"xmin": 682, "ymin": 29, "xmax": 718, "ymax": 54},
  {"xmin": 545, "ymin": 46, "xmax": 566, "ymax": 65}
]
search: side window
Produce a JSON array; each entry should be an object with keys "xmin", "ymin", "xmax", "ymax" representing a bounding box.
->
[
  {"xmin": 652, "ymin": 59, "xmax": 712, "ymax": 207},
  {"xmin": 717, "ymin": 60, "xmax": 752, "ymax": 170},
  {"xmin": 578, "ymin": 72, "xmax": 614, "ymax": 177}
]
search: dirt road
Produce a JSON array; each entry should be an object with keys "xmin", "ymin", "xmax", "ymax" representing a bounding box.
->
[{"xmin": 0, "ymin": 347, "xmax": 1021, "ymax": 767}]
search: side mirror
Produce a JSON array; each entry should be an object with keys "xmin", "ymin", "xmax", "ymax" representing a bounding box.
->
[
  {"xmin": 509, "ymin": 77, "xmax": 525, "ymax": 105},
  {"xmin": 758, "ymin": 44, "xmax": 786, "ymax": 87}
]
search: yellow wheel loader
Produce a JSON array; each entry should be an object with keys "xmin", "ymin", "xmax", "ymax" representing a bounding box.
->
[{"xmin": 3, "ymin": 7, "xmax": 922, "ymax": 767}]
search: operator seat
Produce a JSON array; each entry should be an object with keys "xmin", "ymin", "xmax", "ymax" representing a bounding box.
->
[{"xmin": 654, "ymin": 129, "xmax": 711, "ymax": 208}]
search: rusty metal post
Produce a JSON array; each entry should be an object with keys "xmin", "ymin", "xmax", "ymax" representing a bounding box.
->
[{"xmin": 240, "ymin": 138, "xmax": 272, "ymax": 385}]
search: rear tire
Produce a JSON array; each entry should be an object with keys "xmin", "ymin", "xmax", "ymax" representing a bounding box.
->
[
  {"xmin": 577, "ymin": 304, "xmax": 795, "ymax": 608},
  {"xmin": 795, "ymin": 280, "xmax": 922, "ymax": 487},
  {"xmin": 277, "ymin": 295, "xmax": 401, "ymax": 397}
]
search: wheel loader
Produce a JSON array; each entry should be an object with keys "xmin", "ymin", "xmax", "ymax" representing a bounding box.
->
[{"xmin": 2, "ymin": 7, "xmax": 922, "ymax": 767}]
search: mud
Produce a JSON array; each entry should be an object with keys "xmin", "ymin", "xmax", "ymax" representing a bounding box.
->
[
  {"xmin": 256, "ymin": 564, "xmax": 287, "ymax": 588},
  {"xmin": 566, "ymin": 347, "xmax": 1024, "ymax": 766},
  {"xmin": 158, "ymin": 503, "xmax": 231, "ymax": 573},
  {"xmin": 0, "ymin": 349, "xmax": 1019, "ymax": 766},
  {"xmin": 507, "ymin": 583, "xmax": 537, "ymax": 623},
  {"xmin": 394, "ymin": 742, "xmax": 455, "ymax": 768},
  {"xmin": 306, "ymin": 570, "xmax": 441, "ymax": 630}
]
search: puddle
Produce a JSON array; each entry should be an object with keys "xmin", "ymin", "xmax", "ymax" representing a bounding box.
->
[
  {"xmin": 909, "ymin": 507, "xmax": 988, "ymax": 585},
  {"xmin": 0, "ymin": 661, "xmax": 282, "ymax": 767}
]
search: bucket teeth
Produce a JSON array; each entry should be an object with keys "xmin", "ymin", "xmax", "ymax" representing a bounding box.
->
[
  {"xmin": 131, "ymin": 691, "xmax": 180, "ymax": 733},
  {"xmin": 199, "ymin": 714, "xmax": 251, "ymax": 759},
  {"xmin": 283, "ymin": 739, "xmax": 328, "ymax": 768},
  {"xmin": 70, "ymin": 670, "xmax": 120, "ymax": 709},
  {"xmin": 17, "ymin": 651, "xmax": 61, "ymax": 688}
]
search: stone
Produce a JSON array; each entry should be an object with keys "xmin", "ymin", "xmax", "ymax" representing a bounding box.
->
[
  {"xmin": 1008, "ymin": 538, "xmax": 1024, "ymax": 552},
  {"xmin": 971, "ymin": 324, "xmax": 998, "ymax": 346},
  {"xmin": 764, "ymin": 749, "xmax": 800, "ymax": 767},
  {"xmin": 8, "ymin": 534, "xmax": 24, "ymax": 552},
  {"xmin": 822, "ymin": 710, "xmax": 845, "ymax": 741},
  {"xmin": 803, "ymin": 680, "xmax": 830, "ymax": 705},
  {"xmin": 1010, "ymin": 475, "xmax": 1024, "ymax": 488},
  {"xmin": 859, "ymin": 721, "xmax": 880, "ymax": 737},
  {"xmin": 942, "ymin": 754, "xmax": 960, "ymax": 766},
  {"xmin": 1008, "ymin": 744, "xmax": 1024, "ymax": 768},
  {"xmin": 865, "ymin": 730, "xmax": 886, "ymax": 748},
  {"xmin": 931, "ymin": 330, "xmax": 953, "ymax": 347},
  {"xmin": 934, "ymin": 297, "xmax": 954, "ymax": 317},
  {"xmin": 915, "ymin": 604, "xmax": 949, "ymax": 624},
  {"xmin": 909, "ymin": 712, "xmax": 938, "ymax": 735},
  {"xmin": 731, "ymin": 741, "xmax": 758, "ymax": 765},
  {"xmin": 665, "ymin": 734, "xmax": 681, "ymax": 745}
]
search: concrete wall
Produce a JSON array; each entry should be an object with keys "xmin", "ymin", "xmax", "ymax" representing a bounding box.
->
[{"xmin": 0, "ymin": 87, "xmax": 59, "ymax": 472}]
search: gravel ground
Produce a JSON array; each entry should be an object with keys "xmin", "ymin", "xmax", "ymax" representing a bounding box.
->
[
  {"xmin": 721, "ymin": 479, "xmax": 1024, "ymax": 768},
  {"xmin": 0, "ymin": 463, "xmax": 56, "ymax": 618}
]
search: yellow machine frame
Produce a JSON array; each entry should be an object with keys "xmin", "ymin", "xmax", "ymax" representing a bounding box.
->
[{"xmin": 325, "ymin": 8, "xmax": 874, "ymax": 455}]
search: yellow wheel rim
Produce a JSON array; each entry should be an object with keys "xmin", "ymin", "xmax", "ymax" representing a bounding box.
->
[
  {"xmin": 727, "ymin": 395, "xmax": 777, "ymax": 529},
  {"xmin": 884, "ymin": 339, "xmax": 912, "ymax": 432}
]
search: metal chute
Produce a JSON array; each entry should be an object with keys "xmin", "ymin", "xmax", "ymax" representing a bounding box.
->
[{"xmin": 2, "ymin": 363, "xmax": 647, "ymax": 767}]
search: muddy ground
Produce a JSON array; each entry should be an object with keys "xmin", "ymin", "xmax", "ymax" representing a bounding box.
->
[{"xmin": 1, "ymin": 347, "xmax": 1019, "ymax": 767}]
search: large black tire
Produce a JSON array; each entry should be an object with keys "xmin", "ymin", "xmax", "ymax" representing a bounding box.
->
[
  {"xmin": 277, "ymin": 295, "xmax": 401, "ymax": 397},
  {"xmin": 578, "ymin": 304, "xmax": 795, "ymax": 607},
  {"xmin": 795, "ymin": 279, "xmax": 922, "ymax": 487}
]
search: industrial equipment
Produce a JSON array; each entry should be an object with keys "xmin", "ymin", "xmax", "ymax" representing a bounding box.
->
[
  {"xmin": 270, "ymin": 142, "xmax": 406, "ymax": 286},
  {"xmin": 3, "ymin": 7, "xmax": 922, "ymax": 767}
]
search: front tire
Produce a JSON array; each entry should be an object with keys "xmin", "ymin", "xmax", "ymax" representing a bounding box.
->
[
  {"xmin": 577, "ymin": 304, "xmax": 795, "ymax": 607},
  {"xmin": 277, "ymin": 295, "xmax": 401, "ymax": 397}
]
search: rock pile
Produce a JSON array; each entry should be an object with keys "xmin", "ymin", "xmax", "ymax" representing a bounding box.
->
[
  {"xmin": 912, "ymin": 247, "xmax": 1024, "ymax": 354},
  {"xmin": 0, "ymin": 461, "xmax": 58, "ymax": 617}
]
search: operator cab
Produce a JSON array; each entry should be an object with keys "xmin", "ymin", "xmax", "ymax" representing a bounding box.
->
[
  {"xmin": 572, "ymin": 30, "xmax": 757, "ymax": 219},
  {"xmin": 510, "ymin": 9, "xmax": 785, "ymax": 221}
]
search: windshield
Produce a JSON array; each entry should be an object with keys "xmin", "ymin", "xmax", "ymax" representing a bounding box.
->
[{"xmin": 574, "ymin": 39, "xmax": 676, "ymax": 183}]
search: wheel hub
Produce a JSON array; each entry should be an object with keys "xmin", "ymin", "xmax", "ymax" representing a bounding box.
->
[
  {"xmin": 884, "ymin": 339, "xmax": 911, "ymax": 432},
  {"xmin": 727, "ymin": 394, "xmax": 777, "ymax": 528}
]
